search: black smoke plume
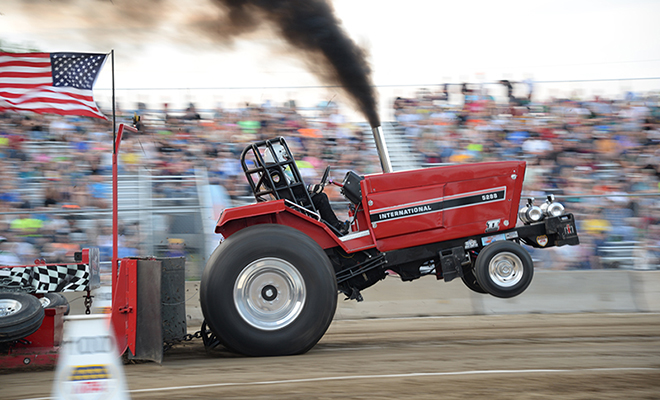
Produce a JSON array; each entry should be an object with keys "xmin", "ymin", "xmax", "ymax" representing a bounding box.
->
[
  {"xmin": 8, "ymin": 0, "xmax": 379, "ymax": 126},
  {"xmin": 207, "ymin": 0, "xmax": 380, "ymax": 127}
]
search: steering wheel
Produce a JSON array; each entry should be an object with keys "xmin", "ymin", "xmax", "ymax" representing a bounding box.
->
[{"xmin": 319, "ymin": 165, "xmax": 331, "ymax": 187}]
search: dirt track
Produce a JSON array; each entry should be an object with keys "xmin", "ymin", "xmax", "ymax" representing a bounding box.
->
[{"xmin": 2, "ymin": 313, "xmax": 660, "ymax": 400}]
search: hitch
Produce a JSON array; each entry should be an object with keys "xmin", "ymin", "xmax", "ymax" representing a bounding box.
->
[{"xmin": 439, "ymin": 246, "xmax": 469, "ymax": 282}]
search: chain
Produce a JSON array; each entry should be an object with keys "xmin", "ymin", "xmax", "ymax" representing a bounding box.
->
[
  {"xmin": 84, "ymin": 290, "xmax": 93, "ymax": 315},
  {"xmin": 162, "ymin": 329, "xmax": 205, "ymax": 352}
]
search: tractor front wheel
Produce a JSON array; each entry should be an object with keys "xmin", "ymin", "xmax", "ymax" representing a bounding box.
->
[
  {"xmin": 474, "ymin": 241, "xmax": 534, "ymax": 298},
  {"xmin": 200, "ymin": 224, "xmax": 337, "ymax": 356}
]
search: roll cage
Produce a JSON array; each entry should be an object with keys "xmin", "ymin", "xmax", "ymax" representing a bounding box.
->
[{"xmin": 240, "ymin": 137, "xmax": 319, "ymax": 218}]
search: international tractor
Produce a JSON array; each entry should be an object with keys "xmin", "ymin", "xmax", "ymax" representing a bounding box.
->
[{"xmin": 199, "ymin": 126, "xmax": 580, "ymax": 356}]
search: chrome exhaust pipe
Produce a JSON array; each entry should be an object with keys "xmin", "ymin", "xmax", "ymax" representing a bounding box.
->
[{"xmin": 372, "ymin": 126, "xmax": 393, "ymax": 173}]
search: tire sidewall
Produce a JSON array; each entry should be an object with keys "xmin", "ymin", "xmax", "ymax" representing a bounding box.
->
[
  {"xmin": 0, "ymin": 292, "xmax": 45, "ymax": 342},
  {"xmin": 201, "ymin": 224, "xmax": 337, "ymax": 356},
  {"xmin": 474, "ymin": 241, "xmax": 534, "ymax": 298},
  {"xmin": 44, "ymin": 292, "xmax": 70, "ymax": 315}
]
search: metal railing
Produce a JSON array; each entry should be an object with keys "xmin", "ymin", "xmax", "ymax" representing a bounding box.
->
[{"xmin": 599, "ymin": 241, "xmax": 642, "ymax": 269}]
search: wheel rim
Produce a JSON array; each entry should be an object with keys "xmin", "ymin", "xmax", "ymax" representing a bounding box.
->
[
  {"xmin": 39, "ymin": 297, "xmax": 51, "ymax": 308},
  {"xmin": 488, "ymin": 251, "xmax": 524, "ymax": 288},
  {"xmin": 0, "ymin": 299, "xmax": 23, "ymax": 318},
  {"xmin": 234, "ymin": 257, "xmax": 306, "ymax": 331}
]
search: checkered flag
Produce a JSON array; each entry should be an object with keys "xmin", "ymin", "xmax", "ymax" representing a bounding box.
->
[
  {"xmin": 0, "ymin": 264, "xmax": 90, "ymax": 293},
  {"xmin": 0, "ymin": 267, "xmax": 33, "ymax": 290},
  {"xmin": 31, "ymin": 264, "xmax": 90, "ymax": 292}
]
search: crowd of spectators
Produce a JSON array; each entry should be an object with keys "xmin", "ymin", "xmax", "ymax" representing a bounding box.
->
[
  {"xmin": 395, "ymin": 84, "xmax": 660, "ymax": 270},
  {"xmin": 0, "ymin": 101, "xmax": 379, "ymax": 271},
  {"xmin": 1, "ymin": 85, "xmax": 659, "ymax": 272}
]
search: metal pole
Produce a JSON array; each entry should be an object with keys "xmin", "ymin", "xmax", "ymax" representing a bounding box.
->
[
  {"xmin": 372, "ymin": 126, "xmax": 393, "ymax": 173},
  {"xmin": 111, "ymin": 49, "xmax": 118, "ymax": 290}
]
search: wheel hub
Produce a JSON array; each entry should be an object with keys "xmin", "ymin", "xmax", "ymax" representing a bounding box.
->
[
  {"xmin": 0, "ymin": 299, "xmax": 22, "ymax": 318},
  {"xmin": 488, "ymin": 251, "xmax": 523, "ymax": 288},
  {"xmin": 234, "ymin": 257, "xmax": 306, "ymax": 331},
  {"xmin": 261, "ymin": 284, "xmax": 278, "ymax": 301}
]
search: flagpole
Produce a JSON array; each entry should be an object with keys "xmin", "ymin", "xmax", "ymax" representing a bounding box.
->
[
  {"xmin": 111, "ymin": 49, "xmax": 119, "ymax": 292},
  {"xmin": 112, "ymin": 49, "xmax": 116, "ymax": 146}
]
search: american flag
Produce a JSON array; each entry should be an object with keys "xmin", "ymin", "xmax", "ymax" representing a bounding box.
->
[{"xmin": 0, "ymin": 52, "xmax": 108, "ymax": 119}]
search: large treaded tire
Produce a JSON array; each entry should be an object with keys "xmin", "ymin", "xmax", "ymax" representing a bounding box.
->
[
  {"xmin": 40, "ymin": 293, "xmax": 70, "ymax": 315},
  {"xmin": 0, "ymin": 292, "xmax": 45, "ymax": 342},
  {"xmin": 200, "ymin": 224, "xmax": 337, "ymax": 356},
  {"xmin": 474, "ymin": 241, "xmax": 534, "ymax": 299}
]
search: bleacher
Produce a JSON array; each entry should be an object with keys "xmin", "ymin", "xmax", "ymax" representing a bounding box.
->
[{"xmin": 355, "ymin": 121, "xmax": 423, "ymax": 171}]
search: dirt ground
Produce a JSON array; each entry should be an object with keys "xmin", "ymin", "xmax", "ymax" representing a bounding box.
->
[{"xmin": 2, "ymin": 313, "xmax": 659, "ymax": 400}]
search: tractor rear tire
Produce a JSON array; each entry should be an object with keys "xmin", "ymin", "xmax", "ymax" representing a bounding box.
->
[
  {"xmin": 0, "ymin": 292, "xmax": 45, "ymax": 342},
  {"xmin": 474, "ymin": 241, "xmax": 534, "ymax": 298},
  {"xmin": 200, "ymin": 224, "xmax": 337, "ymax": 356}
]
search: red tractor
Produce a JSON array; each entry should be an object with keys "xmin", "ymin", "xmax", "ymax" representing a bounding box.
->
[{"xmin": 200, "ymin": 128, "xmax": 579, "ymax": 357}]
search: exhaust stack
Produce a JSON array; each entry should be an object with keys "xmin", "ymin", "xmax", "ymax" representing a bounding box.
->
[{"xmin": 372, "ymin": 126, "xmax": 393, "ymax": 173}]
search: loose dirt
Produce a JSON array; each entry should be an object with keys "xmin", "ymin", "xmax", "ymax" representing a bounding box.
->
[{"xmin": 2, "ymin": 313, "xmax": 659, "ymax": 400}]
